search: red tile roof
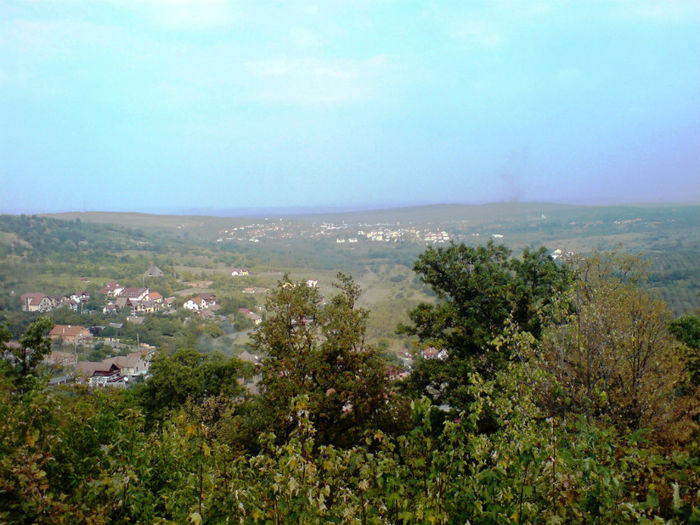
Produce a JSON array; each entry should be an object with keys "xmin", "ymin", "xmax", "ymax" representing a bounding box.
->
[
  {"xmin": 20, "ymin": 293, "xmax": 47, "ymax": 306},
  {"xmin": 49, "ymin": 325, "xmax": 90, "ymax": 338}
]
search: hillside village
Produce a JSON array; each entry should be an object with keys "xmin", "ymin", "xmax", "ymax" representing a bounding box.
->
[
  {"xmin": 216, "ymin": 219, "xmax": 456, "ymax": 244},
  {"xmin": 10, "ymin": 264, "xmax": 275, "ymax": 388}
]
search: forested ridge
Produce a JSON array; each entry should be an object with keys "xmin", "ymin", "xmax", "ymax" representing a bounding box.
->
[{"xmin": 1, "ymin": 239, "xmax": 698, "ymax": 524}]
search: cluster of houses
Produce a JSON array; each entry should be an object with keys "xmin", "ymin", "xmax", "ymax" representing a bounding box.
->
[
  {"xmin": 19, "ymin": 266, "xmax": 173, "ymax": 317},
  {"xmin": 423, "ymin": 231, "xmax": 451, "ymax": 243},
  {"xmin": 101, "ymin": 283, "xmax": 174, "ymax": 315},
  {"xmin": 21, "ymin": 291, "xmax": 91, "ymax": 313},
  {"xmin": 7, "ymin": 322, "xmax": 439, "ymax": 390},
  {"xmin": 355, "ymin": 227, "xmax": 451, "ymax": 244},
  {"xmin": 44, "ymin": 346, "xmax": 153, "ymax": 387},
  {"xmin": 0, "ymin": 324, "xmax": 154, "ymax": 388}
]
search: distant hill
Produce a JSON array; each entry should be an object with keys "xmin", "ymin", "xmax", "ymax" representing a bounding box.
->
[
  {"xmin": 41, "ymin": 202, "xmax": 700, "ymax": 239},
  {"xmin": 1, "ymin": 202, "xmax": 699, "ymax": 315},
  {"xmin": 40, "ymin": 211, "xmax": 248, "ymax": 239}
]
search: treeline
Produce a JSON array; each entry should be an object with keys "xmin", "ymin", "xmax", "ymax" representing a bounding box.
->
[
  {"xmin": 0, "ymin": 215, "xmax": 160, "ymax": 256},
  {"xmin": 648, "ymin": 251, "xmax": 700, "ymax": 314},
  {"xmin": 0, "ymin": 243, "xmax": 699, "ymax": 523}
]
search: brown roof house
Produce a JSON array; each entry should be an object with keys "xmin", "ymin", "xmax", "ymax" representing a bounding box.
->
[
  {"xmin": 20, "ymin": 293, "xmax": 53, "ymax": 312},
  {"xmin": 75, "ymin": 353, "xmax": 149, "ymax": 387},
  {"xmin": 144, "ymin": 265, "xmax": 165, "ymax": 278},
  {"xmin": 119, "ymin": 287, "xmax": 149, "ymax": 301},
  {"xmin": 49, "ymin": 325, "xmax": 92, "ymax": 344},
  {"xmin": 133, "ymin": 300, "xmax": 157, "ymax": 314},
  {"xmin": 75, "ymin": 361, "xmax": 122, "ymax": 387}
]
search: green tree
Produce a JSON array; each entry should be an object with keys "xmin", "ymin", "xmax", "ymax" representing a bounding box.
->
[
  {"xmin": 669, "ymin": 314, "xmax": 700, "ymax": 387},
  {"xmin": 399, "ymin": 242, "xmax": 571, "ymax": 412},
  {"xmin": 253, "ymin": 273, "xmax": 399, "ymax": 446},
  {"xmin": 136, "ymin": 348, "xmax": 249, "ymax": 423},
  {"xmin": 542, "ymin": 252, "xmax": 684, "ymax": 431},
  {"xmin": 0, "ymin": 317, "xmax": 54, "ymax": 392}
]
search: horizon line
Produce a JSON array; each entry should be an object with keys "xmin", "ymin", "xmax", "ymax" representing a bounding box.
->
[{"xmin": 3, "ymin": 199, "xmax": 700, "ymax": 219}]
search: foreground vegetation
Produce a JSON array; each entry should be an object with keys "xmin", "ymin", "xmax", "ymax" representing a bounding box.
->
[{"xmin": 1, "ymin": 238, "xmax": 698, "ymax": 523}]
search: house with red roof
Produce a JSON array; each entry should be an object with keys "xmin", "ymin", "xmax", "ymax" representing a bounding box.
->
[{"xmin": 49, "ymin": 325, "xmax": 92, "ymax": 344}]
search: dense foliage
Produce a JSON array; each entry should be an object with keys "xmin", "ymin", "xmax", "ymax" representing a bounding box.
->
[
  {"xmin": 252, "ymin": 274, "xmax": 408, "ymax": 447},
  {"xmin": 399, "ymin": 242, "xmax": 572, "ymax": 413},
  {"xmin": 0, "ymin": 243, "xmax": 698, "ymax": 523}
]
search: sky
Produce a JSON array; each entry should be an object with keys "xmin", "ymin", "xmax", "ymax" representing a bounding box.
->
[{"xmin": 1, "ymin": 0, "xmax": 699, "ymax": 214}]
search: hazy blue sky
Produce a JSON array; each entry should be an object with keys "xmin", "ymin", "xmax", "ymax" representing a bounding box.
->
[{"xmin": 1, "ymin": 1, "xmax": 699, "ymax": 213}]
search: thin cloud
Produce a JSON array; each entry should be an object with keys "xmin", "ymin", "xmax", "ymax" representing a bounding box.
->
[
  {"xmin": 245, "ymin": 55, "xmax": 393, "ymax": 107},
  {"xmin": 449, "ymin": 20, "xmax": 503, "ymax": 47},
  {"xmin": 614, "ymin": 0, "xmax": 700, "ymax": 23},
  {"xmin": 108, "ymin": 0, "xmax": 241, "ymax": 30}
]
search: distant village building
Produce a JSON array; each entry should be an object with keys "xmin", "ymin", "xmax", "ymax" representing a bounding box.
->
[
  {"xmin": 231, "ymin": 268, "xmax": 249, "ymax": 276},
  {"xmin": 48, "ymin": 295, "xmax": 70, "ymax": 309},
  {"xmin": 103, "ymin": 303, "xmax": 118, "ymax": 315},
  {"xmin": 386, "ymin": 365, "xmax": 410, "ymax": 382},
  {"xmin": 184, "ymin": 293, "xmax": 217, "ymax": 311},
  {"xmin": 550, "ymin": 248, "xmax": 575, "ymax": 262},
  {"xmin": 75, "ymin": 361, "xmax": 121, "ymax": 386},
  {"xmin": 238, "ymin": 307, "xmax": 262, "ymax": 325},
  {"xmin": 114, "ymin": 297, "xmax": 130, "ymax": 310},
  {"xmin": 133, "ymin": 300, "xmax": 157, "ymax": 314},
  {"xmin": 49, "ymin": 325, "xmax": 92, "ymax": 344},
  {"xmin": 75, "ymin": 351, "xmax": 149, "ymax": 387},
  {"xmin": 306, "ymin": 279, "xmax": 318, "ymax": 288},
  {"xmin": 119, "ymin": 287, "xmax": 149, "ymax": 301},
  {"xmin": 99, "ymin": 282, "xmax": 124, "ymax": 297},
  {"xmin": 68, "ymin": 291, "xmax": 90, "ymax": 312},
  {"xmin": 421, "ymin": 347, "xmax": 449, "ymax": 361},
  {"xmin": 144, "ymin": 265, "xmax": 165, "ymax": 278},
  {"xmin": 20, "ymin": 293, "xmax": 53, "ymax": 312},
  {"xmin": 184, "ymin": 297, "xmax": 204, "ymax": 311},
  {"xmin": 69, "ymin": 291, "xmax": 90, "ymax": 304},
  {"xmin": 19, "ymin": 293, "xmax": 75, "ymax": 313}
]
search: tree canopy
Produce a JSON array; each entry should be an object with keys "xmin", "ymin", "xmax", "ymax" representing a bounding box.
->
[
  {"xmin": 253, "ymin": 273, "xmax": 402, "ymax": 446},
  {"xmin": 400, "ymin": 241, "xmax": 572, "ymax": 411}
]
